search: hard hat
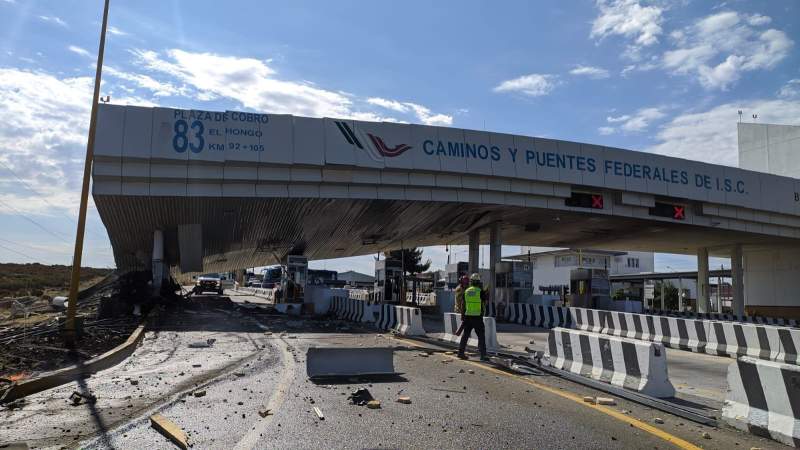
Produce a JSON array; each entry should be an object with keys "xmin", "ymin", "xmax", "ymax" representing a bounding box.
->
[{"xmin": 470, "ymin": 273, "xmax": 481, "ymax": 281}]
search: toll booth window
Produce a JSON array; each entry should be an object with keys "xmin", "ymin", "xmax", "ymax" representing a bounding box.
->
[
  {"xmin": 649, "ymin": 202, "xmax": 686, "ymax": 220},
  {"xmin": 565, "ymin": 192, "xmax": 603, "ymax": 209}
]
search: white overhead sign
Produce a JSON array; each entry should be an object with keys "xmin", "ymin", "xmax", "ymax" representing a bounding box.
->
[{"xmin": 93, "ymin": 104, "xmax": 800, "ymax": 216}]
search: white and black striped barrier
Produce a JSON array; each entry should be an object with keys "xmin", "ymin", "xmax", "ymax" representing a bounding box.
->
[
  {"xmin": 329, "ymin": 296, "xmax": 373, "ymax": 323},
  {"xmin": 348, "ymin": 290, "xmax": 382, "ymax": 304},
  {"xmin": 375, "ymin": 304, "xmax": 426, "ymax": 336},
  {"xmin": 572, "ymin": 307, "xmax": 800, "ymax": 365},
  {"xmin": 723, "ymin": 356, "xmax": 800, "ymax": 447},
  {"xmin": 645, "ymin": 309, "xmax": 799, "ymax": 328},
  {"xmin": 546, "ymin": 327, "xmax": 675, "ymax": 398},
  {"xmin": 507, "ymin": 303, "xmax": 572, "ymax": 329},
  {"xmin": 441, "ymin": 313, "xmax": 499, "ymax": 353}
]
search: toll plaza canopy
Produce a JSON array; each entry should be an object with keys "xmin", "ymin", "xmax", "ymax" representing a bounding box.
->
[{"xmin": 91, "ymin": 104, "xmax": 800, "ymax": 274}]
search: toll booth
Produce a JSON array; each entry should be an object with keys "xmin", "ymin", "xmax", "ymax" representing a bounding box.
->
[
  {"xmin": 569, "ymin": 268, "xmax": 611, "ymax": 309},
  {"xmin": 279, "ymin": 255, "xmax": 308, "ymax": 303},
  {"xmin": 375, "ymin": 259, "xmax": 402, "ymax": 303},
  {"xmin": 445, "ymin": 262, "xmax": 469, "ymax": 289},
  {"xmin": 494, "ymin": 261, "xmax": 533, "ymax": 306}
]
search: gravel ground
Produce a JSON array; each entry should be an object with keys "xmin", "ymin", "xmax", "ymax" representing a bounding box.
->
[{"xmin": 0, "ymin": 301, "xmax": 781, "ymax": 449}]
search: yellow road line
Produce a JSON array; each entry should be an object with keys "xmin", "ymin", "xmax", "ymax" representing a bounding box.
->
[{"xmin": 393, "ymin": 336, "xmax": 701, "ymax": 450}]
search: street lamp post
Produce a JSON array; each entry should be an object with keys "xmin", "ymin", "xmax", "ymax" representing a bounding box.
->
[{"xmin": 64, "ymin": 0, "xmax": 111, "ymax": 347}]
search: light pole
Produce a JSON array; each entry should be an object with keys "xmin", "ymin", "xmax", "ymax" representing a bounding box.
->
[{"xmin": 64, "ymin": 0, "xmax": 110, "ymax": 347}]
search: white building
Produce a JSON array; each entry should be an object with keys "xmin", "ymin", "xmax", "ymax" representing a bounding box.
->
[{"xmin": 516, "ymin": 247, "xmax": 655, "ymax": 294}]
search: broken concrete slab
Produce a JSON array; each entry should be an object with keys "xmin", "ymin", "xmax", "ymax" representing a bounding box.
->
[
  {"xmin": 306, "ymin": 347, "xmax": 398, "ymax": 379},
  {"xmin": 596, "ymin": 397, "xmax": 616, "ymax": 406},
  {"xmin": 396, "ymin": 396, "xmax": 411, "ymax": 404},
  {"xmin": 366, "ymin": 400, "xmax": 381, "ymax": 409},
  {"xmin": 150, "ymin": 413, "xmax": 188, "ymax": 449}
]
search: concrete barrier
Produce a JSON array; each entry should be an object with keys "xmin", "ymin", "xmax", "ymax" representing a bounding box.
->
[
  {"xmin": 546, "ymin": 327, "xmax": 675, "ymax": 398},
  {"xmin": 573, "ymin": 307, "xmax": 800, "ymax": 365},
  {"xmin": 645, "ymin": 308, "xmax": 799, "ymax": 328},
  {"xmin": 441, "ymin": 313, "xmax": 498, "ymax": 353},
  {"xmin": 376, "ymin": 304, "xmax": 425, "ymax": 336},
  {"xmin": 507, "ymin": 304, "xmax": 572, "ymax": 329},
  {"xmin": 329, "ymin": 296, "xmax": 374, "ymax": 323},
  {"xmin": 723, "ymin": 356, "xmax": 800, "ymax": 447}
]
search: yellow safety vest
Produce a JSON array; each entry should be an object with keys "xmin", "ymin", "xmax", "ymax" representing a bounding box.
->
[{"xmin": 464, "ymin": 286, "xmax": 482, "ymax": 316}]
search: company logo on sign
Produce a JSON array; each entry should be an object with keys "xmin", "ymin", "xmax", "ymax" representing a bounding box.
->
[{"xmin": 334, "ymin": 121, "xmax": 412, "ymax": 161}]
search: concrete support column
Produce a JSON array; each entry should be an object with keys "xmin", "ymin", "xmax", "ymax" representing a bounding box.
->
[
  {"xmin": 152, "ymin": 229, "xmax": 164, "ymax": 291},
  {"xmin": 489, "ymin": 222, "xmax": 501, "ymax": 304},
  {"xmin": 731, "ymin": 244, "xmax": 745, "ymax": 317},
  {"xmin": 468, "ymin": 229, "xmax": 480, "ymax": 275},
  {"xmin": 697, "ymin": 247, "xmax": 710, "ymax": 313}
]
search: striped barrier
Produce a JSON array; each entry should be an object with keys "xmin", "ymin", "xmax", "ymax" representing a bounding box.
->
[
  {"xmin": 329, "ymin": 296, "xmax": 373, "ymax": 322},
  {"xmin": 573, "ymin": 307, "xmax": 800, "ymax": 365},
  {"xmin": 348, "ymin": 290, "xmax": 382, "ymax": 304},
  {"xmin": 375, "ymin": 304, "xmax": 426, "ymax": 336},
  {"xmin": 546, "ymin": 327, "xmax": 675, "ymax": 398},
  {"xmin": 507, "ymin": 304, "xmax": 572, "ymax": 329},
  {"xmin": 441, "ymin": 313, "xmax": 499, "ymax": 353},
  {"xmin": 723, "ymin": 356, "xmax": 800, "ymax": 447},
  {"xmin": 645, "ymin": 309, "xmax": 799, "ymax": 328}
]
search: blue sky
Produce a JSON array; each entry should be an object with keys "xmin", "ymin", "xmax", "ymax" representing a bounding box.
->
[{"xmin": 0, "ymin": 0, "xmax": 798, "ymax": 274}]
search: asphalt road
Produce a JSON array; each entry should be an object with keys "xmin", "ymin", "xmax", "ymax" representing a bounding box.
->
[{"xmin": 1, "ymin": 298, "xmax": 779, "ymax": 449}]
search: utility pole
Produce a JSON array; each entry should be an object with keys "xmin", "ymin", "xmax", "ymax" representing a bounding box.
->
[{"xmin": 64, "ymin": 0, "xmax": 110, "ymax": 347}]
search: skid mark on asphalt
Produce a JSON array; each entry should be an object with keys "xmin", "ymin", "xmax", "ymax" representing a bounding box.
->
[
  {"xmin": 392, "ymin": 336, "xmax": 701, "ymax": 450},
  {"xmin": 233, "ymin": 331, "xmax": 296, "ymax": 450}
]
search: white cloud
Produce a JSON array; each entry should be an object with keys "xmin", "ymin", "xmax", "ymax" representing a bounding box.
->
[
  {"xmin": 107, "ymin": 26, "xmax": 127, "ymax": 36},
  {"xmin": 130, "ymin": 49, "xmax": 446, "ymax": 123},
  {"xmin": 493, "ymin": 74, "xmax": 557, "ymax": 97},
  {"xmin": 646, "ymin": 99, "xmax": 800, "ymax": 166},
  {"xmin": 605, "ymin": 107, "xmax": 665, "ymax": 133},
  {"xmin": 607, "ymin": 114, "xmax": 631, "ymax": 123},
  {"xmin": 569, "ymin": 65, "xmax": 610, "ymax": 79},
  {"xmin": 590, "ymin": 0, "xmax": 664, "ymax": 59},
  {"xmin": 0, "ymin": 68, "xmax": 92, "ymax": 216},
  {"xmin": 105, "ymin": 66, "xmax": 187, "ymax": 97},
  {"xmin": 38, "ymin": 15, "xmax": 67, "ymax": 27},
  {"xmin": 662, "ymin": 11, "xmax": 793, "ymax": 90},
  {"xmin": 778, "ymin": 79, "xmax": 800, "ymax": 99},
  {"xmin": 68, "ymin": 45, "xmax": 91, "ymax": 58},
  {"xmin": 367, "ymin": 97, "xmax": 453, "ymax": 126}
]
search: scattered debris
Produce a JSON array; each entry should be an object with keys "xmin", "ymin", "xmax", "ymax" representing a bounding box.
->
[
  {"xmin": 444, "ymin": 351, "xmax": 454, "ymax": 355},
  {"xmin": 467, "ymin": 369, "xmax": 474, "ymax": 374},
  {"xmin": 188, "ymin": 338, "xmax": 216, "ymax": 348},
  {"xmin": 348, "ymin": 388, "xmax": 374, "ymax": 406},
  {"xmin": 264, "ymin": 332, "xmax": 273, "ymax": 336},
  {"xmin": 192, "ymin": 364, "xmax": 202, "ymax": 368},
  {"xmin": 458, "ymin": 369, "xmax": 465, "ymax": 374},
  {"xmin": 150, "ymin": 413, "xmax": 188, "ymax": 449},
  {"xmin": 701, "ymin": 432, "xmax": 711, "ymax": 439},
  {"xmin": 654, "ymin": 417, "xmax": 665, "ymax": 424},
  {"xmin": 234, "ymin": 372, "xmax": 245, "ymax": 377},
  {"xmin": 396, "ymin": 396, "xmax": 411, "ymax": 404},
  {"xmin": 583, "ymin": 396, "xmax": 595, "ymax": 403},
  {"xmin": 596, "ymin": 397, "xmax": 616, "ymax": 406},
  {"xmin": 418, "ymin": 352, "xmax": 429, "ymax": 357},
  {"xmin": 258, "ymin": 409, "xmax": 272, "ymax": 418},
  {"xmin": 69, "ymin": 391, "xmax": 97, "ymax": 406},
  {"xmin": 313, "ymin": 406, "xmax": 324, "ymax": 420},
  {"xmin": 366, "ymin": 400, "xmax": 381, "ymax": 409},
  {"xmin": 129, "ymin": 379, "xmax": 139, "ymax": 386},
  {"xmin": 193, "ymin": 390, "xmax": 206, "ymax": 398}
]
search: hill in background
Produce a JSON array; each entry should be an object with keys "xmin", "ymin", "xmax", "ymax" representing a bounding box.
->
[{"xmin": 0, "ymin": 263, "xmax": 113, "ymax": 298}]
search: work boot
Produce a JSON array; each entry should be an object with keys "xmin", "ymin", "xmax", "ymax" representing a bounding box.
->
[{"xmin": 457, "ymin": 353, "xmax": 468, "ymax": 360}]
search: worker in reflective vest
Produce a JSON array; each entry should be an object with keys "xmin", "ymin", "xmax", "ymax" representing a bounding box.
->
[{"xmin": 458, "ymin": 273, "xmax": 488, "ymax": 361}]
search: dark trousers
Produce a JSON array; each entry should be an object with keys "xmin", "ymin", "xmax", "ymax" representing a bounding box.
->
[{"xmin": 458, "ymin": 315, "xmax": 486, "ymax": 357}]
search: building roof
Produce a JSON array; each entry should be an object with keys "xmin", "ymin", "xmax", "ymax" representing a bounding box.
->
[
  {"xmin": 337, "ymin": 270, "xmax": 375, "ymax": 283},
  {"xmin": 504, "ymin": 248, "xmax": 627, "ymax": 260}
]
